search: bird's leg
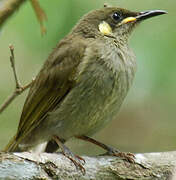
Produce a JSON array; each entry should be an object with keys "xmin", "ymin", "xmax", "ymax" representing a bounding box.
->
[
  {"xmin": 53, "ymin": 135, "xmax": 85, "ymax": 174},
  {"xmin": 76, "ymin": 135, "xmax": 135, "ymax": 163}
]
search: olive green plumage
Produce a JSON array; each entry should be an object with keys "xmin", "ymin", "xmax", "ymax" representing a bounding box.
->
[{"xmin": 4, "ymin": 6, "xmax": 166, "ymax": 152}]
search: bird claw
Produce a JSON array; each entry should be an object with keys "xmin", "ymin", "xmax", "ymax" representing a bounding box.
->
[
  {"xmin": 61, "ymin": 148, "xmax": 86, "ymax": 175},
  {"xmin": 100, "ymin": 147, "xmax": 135, "ymax": 163},
  {"xmin": 75, "ymin": 154, "xmax": 86, "ymax": 165},
  {"xmin": 111, "ymin": 152, "xmax": 135, "ymax": 163}
]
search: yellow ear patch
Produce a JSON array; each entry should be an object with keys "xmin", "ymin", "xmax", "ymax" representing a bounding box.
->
[{"xmin": 98, "ymin": 21, "xmax": 112, "ymax": 35}]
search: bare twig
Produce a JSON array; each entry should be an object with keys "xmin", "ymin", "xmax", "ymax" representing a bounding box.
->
[
  {"xmin": 0, "ymin": 45, "xmax": 35, "ymax": 114},
  {"xmin": 30, "ymin": 0, "xmax": 47, "ymax": 35},
  {"xmin": 0, "ymin": 80, "xmax": 34, "ymax": 113},
  {"xmin": 0, "ymin": 0, "xmax": 47, "ymax": 34},
  {"xmin": 9, "ymin": 44, "xmax": 21, "ymax": 89}
]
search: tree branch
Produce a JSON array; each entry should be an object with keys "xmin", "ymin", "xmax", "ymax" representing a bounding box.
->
[
  {"xmin": 0, "ymin": 0, "xmax": 47, "ymax": 34},
  {"xmin": 0, "ymin": 0, "xmax": 26, "ymax": 28},
  {"xmin": 0, "ymin": 45, "xmax": 35, "ymax": 114},
  {"xmin": 0, "ymin": 151, "xmax": 175, "ymax": 179}
]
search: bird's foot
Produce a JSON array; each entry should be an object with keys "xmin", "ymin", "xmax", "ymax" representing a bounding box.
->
[
  {"xmin": 61, "ymin": 146, "xmax": 86, "ymax": 175},
  {"xmin": 53, "ymin": 135, "xmax": 85, "ymax": 174},
  {"xmin": 76, "ymin": 135, "xmax": 135, "ymax": 163},
  {"xmin": 101, "ymin": 147, "xmax": 135, "ymax": 163}
]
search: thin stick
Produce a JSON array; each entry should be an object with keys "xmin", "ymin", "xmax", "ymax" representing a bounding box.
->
[
  {"xmin": 30, "ymin": 0, "xmax": 47, "ymax": 35},
  {"xmin": 9, "ymin": 44, "xmax": 21, "ymax": 89},
  {"xmin": 0, "ymin": 81, "xmax": 33, "ymax": 113},
  {"xmin": 0, "ymin": 45, "xmax": 35, "ymax": 114}
]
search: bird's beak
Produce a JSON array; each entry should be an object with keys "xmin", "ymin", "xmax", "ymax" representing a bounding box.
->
[
  {"xmin": 136, "ymin": 10, "xmax": 167, "ymax": 21},
  {"xmin": 120, "ymin": 10, "xmax": 167, "ymax": 25}
]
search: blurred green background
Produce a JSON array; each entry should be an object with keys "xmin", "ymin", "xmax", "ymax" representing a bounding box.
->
[{"xmin": 0, "ymin": 0, "xmax": 175, "ymax": 155}]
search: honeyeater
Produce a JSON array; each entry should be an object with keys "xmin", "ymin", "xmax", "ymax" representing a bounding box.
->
[{"xmin": 4, "ymin": 5, "xmax": 166, "ymax": 172}]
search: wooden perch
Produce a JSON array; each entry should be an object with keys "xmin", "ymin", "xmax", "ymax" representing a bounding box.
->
[{"xmin": 0, "ymin": 151, "xmax": 176, "ymax": 179}]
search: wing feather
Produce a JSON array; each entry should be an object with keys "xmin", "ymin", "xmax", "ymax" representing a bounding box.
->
[{"xmin": 16, "ymin": 36, "xmax": 87, "ymax": 143}]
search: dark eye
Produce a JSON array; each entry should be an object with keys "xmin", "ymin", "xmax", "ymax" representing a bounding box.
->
[{"xmin": 112, "ymin": 12, "xmax": 121, "ymax": 21}]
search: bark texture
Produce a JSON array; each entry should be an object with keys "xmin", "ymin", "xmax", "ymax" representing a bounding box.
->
[{"xmin": 0, "ymin": 151, "xmax": 176, "ymax": 179}]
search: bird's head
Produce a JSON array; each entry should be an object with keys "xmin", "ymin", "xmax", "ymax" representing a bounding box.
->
[{"xmin": 73, "ymin": 6, "xmax": 167, "ymax": 43}]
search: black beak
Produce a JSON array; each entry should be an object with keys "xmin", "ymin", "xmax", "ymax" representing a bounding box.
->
[{"xmin": 136, "ymin": 10, "xmax": 167, "ymax": 21}]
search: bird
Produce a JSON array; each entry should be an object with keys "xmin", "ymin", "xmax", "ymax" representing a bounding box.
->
[{"xmin": 4, "ymin": 4, "xmax": 166, "ymax": 173}]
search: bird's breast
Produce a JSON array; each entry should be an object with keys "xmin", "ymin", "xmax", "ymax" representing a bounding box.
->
[
  {"xmin": 49, "ymin": 38, "xmax": 137, "ymax": 139},
  {"xmin": 68, "ymin": 39, "xmax": 137, "ymax": 135}
]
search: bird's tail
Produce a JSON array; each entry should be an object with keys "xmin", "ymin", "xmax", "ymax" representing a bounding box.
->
[
  {"xmin": 3, "ymin": 134, "xmax": 20, "ymax": 152},
  {"xmin": 4, "ymin": 135, "xmax": 64, "ymax": 152}
]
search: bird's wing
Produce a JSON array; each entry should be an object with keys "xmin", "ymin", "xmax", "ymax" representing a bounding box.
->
[{"xmin": 16, "ymin": 36, "xmax": 87, "ymax": 141}]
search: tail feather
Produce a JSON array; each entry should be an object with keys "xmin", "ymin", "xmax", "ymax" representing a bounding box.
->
[
  {"xmin": 3, "ymin": 134, "xmax": 20, "ymax": 152},
  {"xmin": 4, "ymin": 135, "xmax": 64, "ymax": 153}
]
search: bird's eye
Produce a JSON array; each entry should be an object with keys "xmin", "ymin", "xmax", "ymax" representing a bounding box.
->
[{"xmin": 112, "ymin": 12, "xmax": 121, "ymax": 21}]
